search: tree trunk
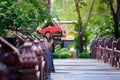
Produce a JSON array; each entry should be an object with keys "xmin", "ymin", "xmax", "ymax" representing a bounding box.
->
[
  {"xmin": 74, "ymin": 0, "xmax": 95, "ymax": 53},
  {"xmin": 110, "ymin": 2, "xmax": 120, "ymax": 38},
  {"xmin": 79, "ymin": 35, "xmax": 83, "ymax": 53},
  {"xmin": 45, "ymin": 0, "xmax": 51, "ymax": 10},
  {"xmin": 74, "ymin": 0, "xmax": 83, "ymax": 53},
  {"xmin": 82, "ymin": 0, "xmax": 95, "ymax": 35},
  {"xmin": 74, "ymin": 0, "xmax": 82, "ymax": 31},
  {"xmin": 113, "ymin": 15, "xmax": 120, "ymax": 38}
]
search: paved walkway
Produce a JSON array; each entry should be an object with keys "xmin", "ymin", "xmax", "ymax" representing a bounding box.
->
[{"xmin": 51, "ymin": 59, "xmax": 120, "ymax": 80}]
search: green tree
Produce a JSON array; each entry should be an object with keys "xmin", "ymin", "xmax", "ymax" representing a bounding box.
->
[
  {"xmin": 52, "ymin": 0, "xmax": 78, "ymax": 21},
  {"xmin": 0, "ymin": 1, "xmax": 12, "ymax": 29},
  {"xmin": 89, "ymin": 1, "xmax": 114, "ymax": 38},
  {"xmin": 0, "ymin": 0, "xmax": 51, "ymax": 36},
  {"xmin": 100, "ymin": 0, "xmax": 120, "ymax": 38},
  {"xmin": 74, "ymin": 0, "xmax": 95, "ymax": 52},
  {"xmin": 52, "ymin": 0, "xmax": 95, "ymax": 52}
]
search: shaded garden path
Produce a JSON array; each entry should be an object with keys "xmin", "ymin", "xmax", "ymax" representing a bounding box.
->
[{"xmin": 51, "ymin": 59, "xmax": 120, "ymax": 80}]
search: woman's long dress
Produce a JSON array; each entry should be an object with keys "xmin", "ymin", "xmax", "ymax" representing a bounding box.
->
[{"xmin": 46, "ymin": 48, "xmax": 55, "ymax": 72}]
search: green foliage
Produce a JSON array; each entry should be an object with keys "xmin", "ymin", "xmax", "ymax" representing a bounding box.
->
[
  {"xmin": 60, "ymin": 48, "xmax": 69, "ymax": 53},
  {"xmin": 74, "ymin": 34, "xmax": 80, "ymax": 50},
  {"xmin": 0, "ymin": 0, "xmax": 51, "ymax": 37},
  {"xmin": 52, "ymin": 0, "xmax": 116, "ymax": 53},
  {"xmin": 52, "ymin": 0, "xmax": 90, "ymax": 21},
  {"xmin": 100, "ymin": 0, "xmax": 114, "ymax": 5},
  {"xmin": 31, "ymin": 31, "xmax": 40, "ymax": 38},
  {"xmin": 54, "ymin": 44, "xmax": 61, "ymax": 52},
  {"xmin": 9, "ymin": 1, "xmax": 49, "ymax": 28},
  {"xmin": 0, "ymin": 29, "xmax": 8, "ymax": 37},
  {"xmin": 99, "ymin": 0, "xmax": 120, "ymax": 38},
  {"xmin": 61, "ymin": 51, "xmax": 71, "ymax": 59},
  {"xmin": 52, "ymin": 0, "xmax": 77, "ymax": 21},
  {"xmin": 78, "ymin": 52, "xmax": 90, "ymax": 58},
  {"xmin": 90, "ymin": 1, "xmax": 114, "ymax": 38},
  {"xmin": 53, "ymin": 44, "xmax": 71, "ymax": 58},
  {"xmin": 53, "ymin": 51, "xmax": 71, "ymax": 59},
  {"xmin": 79, "ymin": 1, "xmax": 88, "ymax": 7},
  {"xmin": 52, "ymin": 52, "xmax": 61, "ymax": 58},
  {"xmin": 72, "ymin": 22, "xmax": 80, "ymax": 50},
  {"xmin": 68, "ymin": 44, "xmax": 76, "ymax": 50},
  {"xmin": 0, "ymin": 1, "xmax": 12, "ymax": 28}
]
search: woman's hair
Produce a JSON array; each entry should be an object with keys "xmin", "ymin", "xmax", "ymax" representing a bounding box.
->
[{"xmin": 45, "ymin": 31, "xmax": 52, "ymax": 42}]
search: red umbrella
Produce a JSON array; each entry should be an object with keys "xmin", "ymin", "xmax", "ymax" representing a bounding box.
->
[{"xmin": 38, "ymin": 26, "xmax": 61, "ymax": 35}]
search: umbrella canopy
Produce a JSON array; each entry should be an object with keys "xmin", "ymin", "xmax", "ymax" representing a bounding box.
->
[{"xmin": 38, "ymin": 26, "xmax": 61, "ymax": 35}]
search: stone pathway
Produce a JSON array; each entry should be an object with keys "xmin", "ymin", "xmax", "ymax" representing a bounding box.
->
[{"xmin": 51, "ymin": 59, "xmax": 120, "ymax": 80}]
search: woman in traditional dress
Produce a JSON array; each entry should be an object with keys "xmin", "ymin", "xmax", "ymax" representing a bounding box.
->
[{"xmin": 44, "ymin": 31, "xmax": 55, "ymax": 79}]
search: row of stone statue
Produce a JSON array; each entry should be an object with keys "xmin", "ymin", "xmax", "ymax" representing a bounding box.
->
[
  {"xmin": 0, "ymin": 36, "xmax": 47, "ymax": 80},
  {"xmin": 91, "ymin": 37, "xmax": 120, "ymax": 69}
]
